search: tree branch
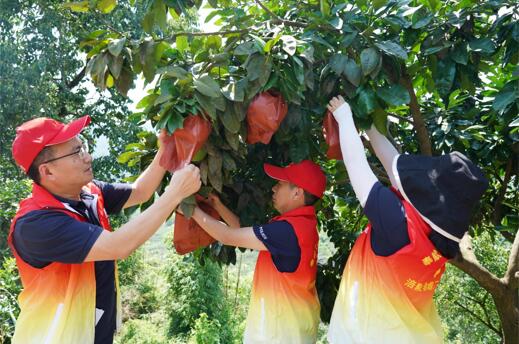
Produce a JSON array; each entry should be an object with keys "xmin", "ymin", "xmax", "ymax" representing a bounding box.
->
[
  {"xmin": 254, "ymin": 0, "xmax": 339, "ymax": 31},
  {"xmin": 504, "ymin": 229, "xmax": 519, "ymax": 289},
  {"xmin": 66, "ymin": 64, "xmax": 87, "ymax": 89},
  {"xmin": 449, "ymin": 233, "xmax": 504, "ymax": 294},
  {"xmin": 167, "ymin": 29, "xmax": 249, "ymax": 41},
  {"xmin": 454, "ymin": 300, "xmax": 502, "ymax": 337},
  {"xmin": 398, "ymin": 67, "xmax": 432, "ymax": 156}
]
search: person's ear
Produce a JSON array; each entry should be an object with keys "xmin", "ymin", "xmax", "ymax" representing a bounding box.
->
[{"xmin": 38, "ymin": 163, "xmax": 55, "ymax": 182}]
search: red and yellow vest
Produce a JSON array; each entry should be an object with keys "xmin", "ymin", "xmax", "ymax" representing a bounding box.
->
[
  {"xmin": 244, "ymin": 206, "xmax": 320, "ymax": 344},
  {"xmin": 328, "ymin": 191, "xmax": 447, "ymax": 344},
  {"xmin": 8, "ymin": 182, "xmax": 122, "ymax": 344}
]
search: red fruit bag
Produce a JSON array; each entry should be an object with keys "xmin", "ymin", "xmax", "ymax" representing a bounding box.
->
[
  {"xmin": 173, "ymin": 195, "xmax": 218, "ymax": 255},
  {"xmin": 160, "ymin": 115, "xmax": 212, "ymax": 172},
  {"xmin": 323, "ymin": 110, "xmax": 342, "ymax": 160},
  {"xmin": 246, "ymin": 91, "xmax": 288, "ymax": 144}
]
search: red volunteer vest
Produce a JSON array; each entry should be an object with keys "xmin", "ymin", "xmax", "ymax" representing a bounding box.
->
[
  {"xmin": 8, "ymin": 182, "xmax": 121, "ymax": 344},
  {"xmin": 328, "ymin": 191, "xmax": 447, "ymax": 344},
  {"xmin": 243, "ymin": 205, "xmax": 320, "ymax": 344}
]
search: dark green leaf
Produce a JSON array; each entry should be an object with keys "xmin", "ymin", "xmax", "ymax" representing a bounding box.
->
[
  {"xmin": 493, "ymin": 90, "xmax": 518, "ymax": 112},
  {"xmin": 342, "ymin": 31, "xmax": 358, "ymax": 48},
  {"xmin": 221, "ymin": 109, "xmax": 241, "ymax": 133},
  {"xmin": 343, "ymin": 58, "xmax": 361, "ymax": 87},
  {"xmin": 377, "ymin": 84, "xmax": 410, "ymax": 106},
  {"xmin": 234, "ymin": 41, "xmax": 259, "ymax": 56},
  {"xmin": 194, "ymin": 91, "xmax": 217, "ymax": 119},
  {"xmin": 194, "ymin": 75, "xmax": 220, "ymax": 98},
  {"xmin": 157, "ymin": 65, "xmax": 189, "ymax": 79},
  {"xmin": 372, "ymin": 108, "xmax": 388, "ymax": 135},
  {"xmin": 360, "ymin": 48, "xmax": 380, "ymax": 76},
  {"xmin": 375, "ymin": 41, "xmax": 408, "ymax": 60},
  {"xmin": 222, "ymin": 81, "xmax": 245, "ymax": 102},
  {"xmin": 469, "ymin": 38, "xmax": 496, "ymax": 55},
  {"xmin": 357, "ymin": 88, "xmax": 378, "ymax": 115},
  {"xmin": 329, "ymin": 54, "xmax": 348, "ymax": 75},
  {"xmin": 451, "ymin": 43, "xmax": 469, "ymax": 65},
  {"xmin": 246, "ymin": 54, "xmax": 267, "ymax": 82},
  {"xmin": 167, "ymin": 112, "xmax": 184, "ymax": 133}
]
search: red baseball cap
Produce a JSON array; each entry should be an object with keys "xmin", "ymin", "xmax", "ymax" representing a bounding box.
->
[
  {"xmin": 12, "ymin": 115, "xmax": 91, "ymax": 173},
  {"xmin": 263, "ymin": 160, "xmax": 327, "ymax": 198}
]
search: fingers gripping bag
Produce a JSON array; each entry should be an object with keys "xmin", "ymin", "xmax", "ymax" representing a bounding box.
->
[{"xmin": 159, "ymin": 115, "xmax": 211, "ymax": 172}]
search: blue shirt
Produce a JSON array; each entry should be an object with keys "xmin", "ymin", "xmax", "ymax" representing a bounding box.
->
[
  {"xmin": 253, "ymin": 221, "xmax": 301, "ymax": 273},
  {"xmin": 364, "ymin": 182, "xmax": 409, "ymax": 256},
  {"xmin": 12, "ymin": 180, "xmax": 132, "ymax": 344}
]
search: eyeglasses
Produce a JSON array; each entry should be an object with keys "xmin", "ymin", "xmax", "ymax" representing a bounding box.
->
[{"xmin": 42, "ymin": 143, "xmax": 89, "ymax": 164}]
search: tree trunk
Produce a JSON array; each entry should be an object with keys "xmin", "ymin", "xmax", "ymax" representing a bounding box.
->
[{"xmin": 451, "ymin": 231, "xmax": 519, "ymax": 343}]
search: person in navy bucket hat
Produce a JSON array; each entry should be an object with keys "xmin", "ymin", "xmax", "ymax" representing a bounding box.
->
[{"xmin": 326, "ymin": 95, "xmax": 488, "ymax": 344}]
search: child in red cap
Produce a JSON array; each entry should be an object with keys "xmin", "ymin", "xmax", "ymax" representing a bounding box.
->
[
  {"xmin": 326, "ymin": 96, "xmax": 487, "ymax": 343},
  {"xmin": 188, "ymin": 160, "xmax": 326, "ymax": 344}
]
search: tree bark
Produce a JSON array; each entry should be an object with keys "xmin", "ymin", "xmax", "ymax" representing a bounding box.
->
[{"xmin": 450, "ymin": 231, "xmax": 519, "ymax": 343}]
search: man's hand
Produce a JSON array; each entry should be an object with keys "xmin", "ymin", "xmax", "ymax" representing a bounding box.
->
[
  {"xmin": 327, "ymin": 95, "xmax": 352, "ymax": 124},
  {"xmin": 166, "ymin": 164, "xmax": 201, "ymax": 200}
]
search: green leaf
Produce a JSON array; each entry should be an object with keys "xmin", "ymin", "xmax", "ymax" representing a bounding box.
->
[
  {"xmin": 205, "ymin": 35, "xmax": 222, "ymax": 50},
  {"xmin": 281, "ymin": 35, "xmax": 297, "ymax": 56},
  {"xmin": 375, "ymin": 41, "xmax": 408, "ymax": 60},
  {"xmin": 194, "ymin": 75, "xmax": 220, "ymax": 98},
  {"xmin": 194, "ymin": 92, "xmax": 217, "ymax": 119},
  {"xmin": 493, "ymin": 90, "xmax": 518, "ymax": 112},
  {"xmin": 264, "ymin": 34, "xmax": 282, "ymax": 53},
  {"xmin": 342, "ymin": 31, "xmax": 358, "ymax": 48},
  {"xmin": 372, "ymin": 108, "xmax": 388, "ymax": 135},
  {"xmin": 97, "ymin": 0, "xmax": 117, "ymax": 13},
  {"xmin": 451, "ymin": 43, "xmax": 469, "ymax": 65},
  {"xmin": 107, "ymin": 54, "xmax": 123, "ymax": 79},
  {"xmin": 221, "ymin": 109, "xmax": 241, "ymax": 133},
  {"xmin": 357, "ymin": 88, "xmax": 378, "ymax": 115},
  {"xmin": 469, "ymin": 38, "xmax": 496, "ymax": 55},
  {"xmin": 222, "ymin": 81, "xmax": 245, "ymax": 102},
  {"xmin": 329, "ymin": 17, "xmax": 343, "ymax": 30},
  {"xmin": 167, "ymin": 112, "xmax": 184, "ymax": 133},
  {"xmin": 329, "ymin": 54, "xmax": 348, "ymax": 75},
  {"xmin": 343, "ymin": 58, "xmax": 362, "ymax": 87},
  {"xmin": 157, "ymin": 65, "xmax": 189, "ymax": 79},
  {"xmin": 115, "ymin": 66, "xmax": 133, "ymax": 96},
  {"xmin": 377, "ymin": 84, "xmax": 410, "ymax": 106},
  {"xmin": 107, "ymin": 37, "xmax": 126, "ymax": 57},
  {"xmin": 225, "ymin": 129, "xmax": 240, "ymax": 151},
  {"xmin": 360, "ymin": 48, "xmax": 380, "ymax": 76},
  {"xmin": 63, "ymin": 1, "xmax": 90, "ymax": 12},
  {"xmin": 249, "ymin": 34, "xmax": 266, "ymax": 51},
  {"xmin": 222, "ymin": 152, "xmax": 237, "ymax": 171},
  {"xmin": 176, "ymin": 35, "xmax": 189, "ymax": 52},
  {"xmin": 509, "ymin": 117, "xmax": 519, "ymax": 127},
  {"xmin": 180, "ymin": 195, "xmax": 196, "ymax": 218},
  {"xmin": 234, "ymin": 41, "xmax": 259, "ymax": 56},
  {"xmin": 208, "ymin": 152, "xmax": 223, "ymax": 192},
  {"xmin": 246, "ymin": 54, "xmax": 267, "ymax": 82}
]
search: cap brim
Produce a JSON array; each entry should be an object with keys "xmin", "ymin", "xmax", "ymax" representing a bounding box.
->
[
  {"xmin": 263, "ymin": 163, "xmax": 289, "ymax": 182},
  {"xmin": 47, "ymin": 115, "xmax": 91, "ymax": 146}
]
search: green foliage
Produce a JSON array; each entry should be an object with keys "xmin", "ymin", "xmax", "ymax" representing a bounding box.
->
[
  {"xmin": 189, "ymin": 312, "xmax": 223, "ymax": 344},
  {"xmin": 0, "ymin": 257, "xmax": 21, "ymax": 343},
  {"xmin": 0, "ymin": 180, "xmax": 31, "ymax": 253},
  {"xmin": 436, "ymin": 231, "xmax": 510, "ymax": 343},
  {"xmin": 165, "ymin": 253, "xmax": 235, "ymax": 342}
]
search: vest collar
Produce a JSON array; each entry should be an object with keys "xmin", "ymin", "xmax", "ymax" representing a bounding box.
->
[{"xmin": 273, "ymin": 205, "xmax": 315, "ymax": 221}]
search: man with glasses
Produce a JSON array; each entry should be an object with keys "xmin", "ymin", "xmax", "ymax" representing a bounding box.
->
[{"xmin": 8, "ymin": 115, "xmax": 201, "ymax": 344}]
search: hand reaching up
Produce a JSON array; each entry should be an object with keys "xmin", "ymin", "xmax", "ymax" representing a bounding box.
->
[{"xmin": 327, "ymin": 95, "xmax": 352, "ymax": 124}]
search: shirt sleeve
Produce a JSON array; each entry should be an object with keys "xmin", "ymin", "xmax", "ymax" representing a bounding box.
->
[
  {"xmin": 252, "ymin": 220, "xmax": 301, "ymax": 273},
  {"xmin": 93, "ymin": 180, "xmax": 133, "ymax": 215},
  {"xmin": 364, "ymin": 182, "xmax": 409, "ymax": 256},
  {"xmin": 12, "ymin": 210, "xmax": 103, "ymax": 268}
]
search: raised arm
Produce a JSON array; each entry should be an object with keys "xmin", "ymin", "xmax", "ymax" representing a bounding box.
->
[
  {"xmin": 123, "ymin": 130, "xmax": 168, "ymax": 209},
  {"xmin": 85, "ymin": 164, "xmax": 201, "ymax": 261},
  {"xmin": 191, "ymin": 206, "xmax": 266, "ymax": 251},
  {"xmin": 365, "ymin": 125, "xmax": 399, "ymax": 188},
  {"xmin": 203, "ymin": 193, "xmax": 241, "ymax": 228},
  {"xmin": 327, "ymin": 96, "xmax": 378, "ymax": 207}
]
